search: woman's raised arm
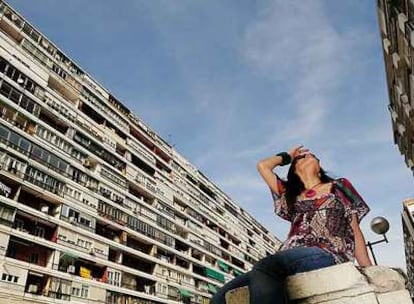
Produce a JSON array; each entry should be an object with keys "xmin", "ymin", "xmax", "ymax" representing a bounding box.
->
[{"xmin": 257, "ymin": 145, "xmax": 307, "ymax": 195}]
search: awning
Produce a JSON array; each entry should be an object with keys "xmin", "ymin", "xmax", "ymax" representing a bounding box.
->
[
  {"xmin": 218, "ymin": 260, "xmax": 229, "ymax": 272},
  {"xmin": 234, "ymin": 269, "xmax": 243, "ymax": 276},
  {"xmin": 208, "ymin": 284, "xmax": 217, "ymax": 294},
  {"xmin": 205, "ymin": 267, "xmax": 225, "ymax": 282},
  {"xmin": 60, "ymin": 251, "xmax": 78, "ymax": 260},
  {"xmin": 178, "ymin": 288, "xmax": 192, "ymax": 298}
]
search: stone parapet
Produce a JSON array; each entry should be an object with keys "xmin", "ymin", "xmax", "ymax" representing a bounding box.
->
[
  {"xmin": 286, "ymin": 262, "xmax": 412, "ymax": 304},
  {"xmin": 223, "ymin": 262, "xmax": 412, "ymax": 303}
]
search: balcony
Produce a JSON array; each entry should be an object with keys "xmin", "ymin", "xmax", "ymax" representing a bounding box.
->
[
  {"xmin": 126, "ymin": 236, "xmax": 153, "ymax": 255},
  {"xmin": 80, "ymin": 87, "xmax": 129, "ymax": 133},
  {"xmin": 135, "ymin": 172, "xmax": 156, "ymax": 194},
  {"xmin": 48, "ymin": 73, "xmax": 79, "ymax": 103},
  {"xmin": 123, "ymin": 252, "xmax": 155, "ymax": 274},
  {"xmin": 100, "ymin": 166, "xmax": 127, "ymax": 189},
  {"xmin": 126, "ymin": 137, "xmax": 156, "ymax": 165},
  {"xmin": 95, "ymin": 221, "xmax": 126, "ymax": 245},
  {"xmin": 43, "ymin": 92, "xmax": 77, "ymax": 123},
  {"xmin": 56, "ymin": 253, "xmax": 107, "ymax": 283},
  {"xmin": 106, "ymin": 290, "xmax": 160, "ymax": 304},
  {"xmin": 13, "ymin": 212, "xmax": 57, "ymax": 241},
  {"xmin": 0, "ymin": 151, "xmax": 27, "ymax": 179},
  {"xmin": 6, "ymin": 236, "xmax": 53, "ymax": 267},
  {"xmin": 121, "ymin": 273, "xmax": 156, "ymax": 295},
  {"xmin": 97, "ymin": 200, "xmax": 128, "ymax": 226},
  {"xmin": 25, "ymin": 273, "xmax": 72, "ymax": 301},
  {"xmin": 57, "ymin": 226, "xmax": 108, "ymax": 259},
  {"xmin": 98, "ymin": 185, "xmax": 125, "ymax": 206},
  {"xmin": 61, "ymin": 209, "xmax": 96, "ymax": 233},
  {"xmin": 24, "ymin": 165, "xmax": 65, "ymax": 196}
]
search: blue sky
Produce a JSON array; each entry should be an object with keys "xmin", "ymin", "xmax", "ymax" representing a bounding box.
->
[{"xmin": 8, "ymin": 0, "xmax": 414, "ymax": 269}]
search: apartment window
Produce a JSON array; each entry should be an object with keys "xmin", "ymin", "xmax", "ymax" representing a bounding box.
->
[
  {"xmin": 0, "ymin": 81, "xmax": 11, "ymax": 97},
  {"xmin": 49, "ymin": 277, "xmax": 71, "ymax": 300},
  {"xmin": 0, "ymin": 58, "xmax": 7, "ymax": 73},
  {"xmin": 80, "ymin": 285, "xmax": 89, "ymax": 298},
  {"xmin": 29, "ymin": 253, "xmax": 39, "ymax": 264},
  {"xmin": 107, "ymin": 270, "xmax": 121, "ymax": 287},
  {"xmin": 14, "ymin": 219, "xmax": 24, "ymax": 230},
  {"xmin": 24, "ymin": 166, "xmax": 64, "ymax": 195},
  {"xmin": 0, "ymin": 204, "xmax": 15, "ymax": 223},
  {"xmin": 71, "ymin": 287, "xmax": 80, "ymax": 297},
  {"xmin": 0, "ymin": 125, "xmax": 9, "ymax": 142},
  {"xmin": 34, "ymin": 226, "xmax": 45, "ymax": 238},
  {"xmin": 1, "ymin": 273, "xmax": 18, "ymax": 283}
]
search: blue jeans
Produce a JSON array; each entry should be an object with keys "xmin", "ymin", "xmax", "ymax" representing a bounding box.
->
[{"xmin": 210, "ymin": 246, "xmax": 336, "ymax": 304}]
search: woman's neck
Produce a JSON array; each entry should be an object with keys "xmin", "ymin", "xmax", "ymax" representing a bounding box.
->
[{"xmin": 299, "ymin": 173, "xmax": 322, "ymax": 189}]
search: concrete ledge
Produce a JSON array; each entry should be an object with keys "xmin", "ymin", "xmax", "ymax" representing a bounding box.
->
[
  {"xmin": 305, "ymin": 292, "xmax": 379, "ymax": 304},
  {"xmin": 221, "ymin": 263, "xmax": 412, "ymax": 304},
  {"xmin": 286, "ymin": 263, "xmax": 369, "ymax": 300},
  {"xmin": 298, "ymin": 285, "xmax": 374, "ymax": 304},
  {"xmin": 360, "ymin": 266, "xmax": 406, "ymax": 293},
  {"xmin": 376, "ymin": 290, "xmax": 412, "ymax": 304},
  {"xmin": 286, "ymin": 263, "xmax": 412, "ymax": 304}
]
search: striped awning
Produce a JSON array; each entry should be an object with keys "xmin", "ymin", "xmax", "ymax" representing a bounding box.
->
[
  {"xmin": 178, "ymin": 288, "xmax": 192, "ymax": 298},
  {"xmin": 205, "ymin": 267, "xmax": 225, "ymax": 282}
]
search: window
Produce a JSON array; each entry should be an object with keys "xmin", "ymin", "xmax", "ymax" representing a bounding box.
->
[
  {"xmin": 0, "ymin": 81, "xmax": 11, "ymax": 97},
  {"xmin": 107, "ymin": 270, "xmax": 121, "ymax": 287},
  {"xmin": 0, "ymin": 58, "xmax": 7, "ymax": 73},
  {"xmin": 9, "ymin": 89, "xmax": 20, "ymax": 104},
  {"xmin": 80, "ymin": 285, "xmax": 89, "ymax": 298},
  {"xmin": 34, "ymin": 226, "xmax": 45, "ymax": 238},
  {"xmin": 0, "ymin": 204, "xmax": 14, "ymax": 223},
  {"xmin": 18, "ymin": 137, "xmax": 31, "ymax": 154},
  {"xmin": 9, "ymin": 132, "xmax": 19, "ymax": 148},
  {"xmin": 14, "ymin": 219, "xmax": 24, "ymax": 230},
  {"xmin": 71, "ymin": 287, "xmax": 80, "ymax": 297},
  {"xmin": 29, "ymin": 253, "xmax": 39, "ymax": 264},
  {"xmin": 0, "ymin": 125, "xmax": 9, "ymax": 142}
]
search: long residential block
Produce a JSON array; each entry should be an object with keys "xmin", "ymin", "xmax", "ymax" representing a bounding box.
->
[{"xmin": 0, "ymin": 1, "xmax": 282, "ymax": 303}]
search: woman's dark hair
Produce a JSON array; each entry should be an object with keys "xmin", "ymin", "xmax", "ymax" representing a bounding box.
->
[{"xmin": 284, "ymin": 157, "xmax": 333, "ymax": 214}]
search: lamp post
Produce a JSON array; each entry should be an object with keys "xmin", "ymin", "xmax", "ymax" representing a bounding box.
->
[{"xmin": 366, "ymin": 216, "xmax": 390, "ymax": 265}]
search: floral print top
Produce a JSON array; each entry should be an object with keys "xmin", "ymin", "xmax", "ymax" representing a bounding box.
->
[{"xmin": 272, "ymin": 176, "xmax": 370, "ymax": 263}]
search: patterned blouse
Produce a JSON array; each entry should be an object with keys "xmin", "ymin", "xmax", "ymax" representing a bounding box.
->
[{"xmin": 272, "ymin": 176, "xmax": 370, "ymax": 263}]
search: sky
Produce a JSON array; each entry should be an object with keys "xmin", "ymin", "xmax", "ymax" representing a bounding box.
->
[{"xmin": 7, "ymin": 0, "xmax": 414, "ymax": 270}]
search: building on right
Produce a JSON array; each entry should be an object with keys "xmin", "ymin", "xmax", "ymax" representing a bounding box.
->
[
  {"xmin": 377, "ymin": 0, "xmax": 414, "ymax": 298},
  {"xmin": 402, "ymin": 199, "xmax": 414, "ymax": 297},
  {"xmin": 377, "ymin": 0, "xmax": 414, "ymax": 170}
]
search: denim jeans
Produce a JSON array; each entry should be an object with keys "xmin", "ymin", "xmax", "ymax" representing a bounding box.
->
[{"xmin": 210, "ymin": 246, "xmax": 336, "ymax": 304}]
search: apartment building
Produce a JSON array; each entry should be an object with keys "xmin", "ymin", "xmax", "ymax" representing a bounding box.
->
[
  {"xmin": 377, "ymin": 0, "xmax": 414, "ymax": 171},
  {"xmin": 402, "ymin": 198, "xmax": 414, "ymax": 297},
  {"xmin": 377, "ymin": 0, "xmax": 414, "ymax": 297},
  {"xmin": 0, "ymin": 1, "xmax": 281, "ymax": 304}
]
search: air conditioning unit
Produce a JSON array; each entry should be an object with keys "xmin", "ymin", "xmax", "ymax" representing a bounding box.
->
[
  {"xmin": 68, "ymin": 216, "xmax": 76, "ymax": 223},
  {"xmin": 40, "ymin": 205, "xmax": 49, "ymax": 214},
  {"xmin": 89, "ymin": 247, "xmax": 95, "ymax": 255},
  {"xmin": 67, "ymin": 265, "xmax": 75, "ymax": 274},
  {"xmin": 28, "ymin": 284, "xmax": 38, "ymax": 293}
]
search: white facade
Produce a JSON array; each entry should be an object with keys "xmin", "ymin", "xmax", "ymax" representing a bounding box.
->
[{"xmin": 0, "ymin": 2, "xmax": 281, "ymax": 303}]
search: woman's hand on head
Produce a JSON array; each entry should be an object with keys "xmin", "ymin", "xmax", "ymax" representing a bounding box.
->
[{"xmin": 288, "ymin": 145, "xmax": 309, "ymax": 160}]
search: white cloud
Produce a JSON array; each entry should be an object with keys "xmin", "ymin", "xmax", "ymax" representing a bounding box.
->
[{"xmin": 242, "ymin": 0, "xmax": 371, "ymax": 143}]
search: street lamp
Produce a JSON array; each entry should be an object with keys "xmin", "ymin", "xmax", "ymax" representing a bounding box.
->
[{"xmin": 366, "ymin": 216, "xmax": 390, "ymax": 265}]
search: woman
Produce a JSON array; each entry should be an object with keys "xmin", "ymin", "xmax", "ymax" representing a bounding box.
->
[{"xmin": 211, "ymin": 145, "xmax": 372, "ymax": 304}]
